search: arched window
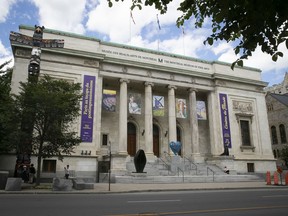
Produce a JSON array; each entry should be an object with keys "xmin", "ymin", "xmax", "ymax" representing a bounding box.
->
[
  {"xmin": 279, "ymin": 124, "xmax": 287, "ymax": 144},
  {"xmin": 271, "ymin": 126, "xmax": 278, "ymax": 144}
]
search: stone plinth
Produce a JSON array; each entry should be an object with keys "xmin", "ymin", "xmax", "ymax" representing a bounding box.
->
[
  {"xmin": 52, "ymin": 178, "xmax": 73, "ymax": 191},
  {"xmin": 5, "ymin": 178, "xmax": 22, "ymax": 191},
  {"xmin": 0, "ymin": 171, "xmax": 9, "ymax": 190}
]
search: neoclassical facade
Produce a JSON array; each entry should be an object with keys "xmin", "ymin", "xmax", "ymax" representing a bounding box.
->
[{"xmin": 3, "ymin": 25, "xmax": 276, "ymax": 179}]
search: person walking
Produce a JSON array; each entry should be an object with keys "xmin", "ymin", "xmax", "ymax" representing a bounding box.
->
[
  {"xmin": 29, "ymin": 164, "xmax": 36, "ymax": 184},
  {"xmin": 64, "ymin": 165, "xmax": 70, "ymax": 179}
]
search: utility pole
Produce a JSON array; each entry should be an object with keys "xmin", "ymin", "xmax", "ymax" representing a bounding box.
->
[{"xmin": 9, "ymin": 25, "xmax": 64, "ymax": 177}]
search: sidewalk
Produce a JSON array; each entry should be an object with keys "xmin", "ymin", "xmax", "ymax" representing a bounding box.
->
[{"xmin": 1, "ymin": 181, "xmax": 285, "ymax": 194}]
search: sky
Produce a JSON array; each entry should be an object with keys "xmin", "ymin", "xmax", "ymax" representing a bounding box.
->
[{"xmin": 1, "ymin": 0, "xmax": 287, "ymax": 86}]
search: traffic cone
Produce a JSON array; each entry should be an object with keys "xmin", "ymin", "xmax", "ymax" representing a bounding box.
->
[
  {"xmin": 274, "ymin": 171, "xmax": 279, "ymax": 185},
  {"xmin": 266, "ymin": 171, "xmax": 271, "ymax": 185}
]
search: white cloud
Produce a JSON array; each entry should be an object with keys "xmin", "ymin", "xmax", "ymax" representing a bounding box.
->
[
  {"xmin": 0, "ymin": 41, "xmax": 13, "ymax": 70},
  {"xmin": 31, "ymin": 0, "xmax": 86, "ymax": 34},
  {"xmin": 0, "ymin": 0, "xmax": 16, "ymax": 23}
]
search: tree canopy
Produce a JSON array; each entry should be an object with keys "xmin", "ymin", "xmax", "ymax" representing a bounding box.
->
[
  {"xmin": 14, "ymin": 75, "xmax": 82, "ymax": 185},
  {"xmin": 108, "ymin": 0, "xmax": 288, "ymax": 68},
  {"xmin": 0, "ymin": 61, "xmax": 19, "ymax": 153}
]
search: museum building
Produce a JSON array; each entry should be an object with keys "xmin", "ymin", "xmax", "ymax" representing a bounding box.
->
[{"xmin": 2, "ymin": 25, "xmax": 276, "ymax": 180}]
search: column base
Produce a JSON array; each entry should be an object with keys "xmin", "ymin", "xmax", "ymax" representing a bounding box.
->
[
  {"xmin": 145, "ymin": 152, "xmax": 157, "ymax": 163},
  {"xmin": 191, "ymin": 153, "xmax": 205, "ymax": 163}
]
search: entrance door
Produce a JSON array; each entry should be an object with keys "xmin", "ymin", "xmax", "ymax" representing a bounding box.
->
[
  {"xmin": 153, "ymin": 124, "xmax": 160, "ymax": 157},
  {"xmin": 127, "ymin": 122, "xmax": 136, "ymax": 156},
  {"xmin": 177, "ymin": 126, "xmax": 182, "ymax": 156}
]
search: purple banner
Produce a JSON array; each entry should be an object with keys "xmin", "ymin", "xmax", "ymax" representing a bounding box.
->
[
  {"xmin": 219, "ymin": 93, "xmax": 232, "ymax": 148},
  {"xmin": 80, "ymin": 75, "xmax": 96, "ymax": 142}
]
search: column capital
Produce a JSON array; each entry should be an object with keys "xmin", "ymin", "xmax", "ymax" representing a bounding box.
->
[
  {"xmin": 144, "ymin": 82, "xmax": 154, "ymax": 87},
  {"xmin": 167, "ymin": 85, "xmax": 177, "ymax": 90},
  {"xmin": 119, "ymin": 78, "xmax": 130, "ymax": 84},
  {"xmin": 188, "ymin": 87, "xmax": 198, "ymax": 93}
]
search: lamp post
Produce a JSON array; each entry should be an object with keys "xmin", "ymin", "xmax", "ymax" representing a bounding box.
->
[{"xmin": 9, "ymin": 25, "xmax": 64, "ymax": 177}]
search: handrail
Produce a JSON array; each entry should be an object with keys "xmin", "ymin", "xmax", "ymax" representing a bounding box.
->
[
  {"xmin": 184, "ymin": 156, "xmax": 198, "ymax": 175},
  {"xmin": 163, "ymin": 151, "xmax": 172, "ymax": 163},
  {"xmin": 207, "ymin": 167, "xmax": 215, "ymax": 182},
  {"xmin": 158, "ymin": 156, "xmax": 170, "ymax": 175},
  {"xmin": 177, "ymin": 167, "xmax": 184, "ymax": 182}
]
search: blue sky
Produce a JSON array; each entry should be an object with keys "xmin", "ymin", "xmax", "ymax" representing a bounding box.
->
[{"xmin": 1, "ymin": 0, "xmax": 287, "ymax": 86}]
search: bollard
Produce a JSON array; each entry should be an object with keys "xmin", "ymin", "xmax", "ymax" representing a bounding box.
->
[
  {"xmin": 274, "ymin": 171, "xmax": 279, "ymax": 185},
  {"xmin": 285, "ymin": 173, "xmax": 288, "ymax": 186},
  {"xmin": 266, "ymin": 171, "xmax": 271, "ymax": 185}
]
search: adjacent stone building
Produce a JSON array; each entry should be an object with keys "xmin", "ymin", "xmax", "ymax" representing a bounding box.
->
[
  {"xmin": 1, "ymin": 25, "xmax": 276, "ymax": 180},
  {"xmin": 266, "ymin": 92, "xmax": 288, "ymax": 167}
]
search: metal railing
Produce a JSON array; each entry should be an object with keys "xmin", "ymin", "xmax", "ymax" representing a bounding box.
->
[
  {"xmin": 158, "ymin": 157, "xmax": 171, "ymax": 175},
  {"xmin": 207, "ymin": 167, "xmax": 215, "ymax": 182},
  {"xmin": 177, "ymin": 167, "xmax": 185, "ymax": 182},
  {"xmin": 184, "ymin": 156, "xmax": 198, "ymax": 175}
]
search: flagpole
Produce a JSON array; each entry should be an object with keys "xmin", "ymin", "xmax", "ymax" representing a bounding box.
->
[
  {"xmin": 129, "ymin": 11, "xmax": 132, "ymax": 45},
  {"xmin": 182, "ymin": 27, "xmax": 185, "ymax": 55},
  {"xmin": 157, "ymin": 14, "xmax": 161, "ymax": 52}
]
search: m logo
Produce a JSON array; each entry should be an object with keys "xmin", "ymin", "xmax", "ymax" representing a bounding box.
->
[{"xmin": 158, "ymin": 58, "xmax": 163, "ymax": 63}]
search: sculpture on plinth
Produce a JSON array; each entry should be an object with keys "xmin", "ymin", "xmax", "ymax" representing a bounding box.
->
[
  {"xmin": 169, "ymin": 141, "xmax": 182, "ymax": 155},
  {"xmin": 134, "ymin": 149, "xmax": 146, "ymax": 173}
]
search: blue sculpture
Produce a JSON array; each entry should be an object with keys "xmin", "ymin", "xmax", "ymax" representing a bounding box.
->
[{"xmin": 169, "ymin": 141, "xmax": 182, "ymax": 155}]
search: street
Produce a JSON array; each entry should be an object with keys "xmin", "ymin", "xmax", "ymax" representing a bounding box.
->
[{"xmin": 1, "ymin": 188, "xmax": 288, "ymax": 216}]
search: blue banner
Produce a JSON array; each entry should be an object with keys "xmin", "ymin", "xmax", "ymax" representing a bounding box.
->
[
  {"xmin": 219, "ymin": 93, "xmax": 232, "ymax": 148},
  {"xmin": 80, "ymin": 75, "xmax": 96, "ymax": 142}
]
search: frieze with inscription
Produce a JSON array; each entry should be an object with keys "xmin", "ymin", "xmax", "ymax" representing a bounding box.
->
[{"xmin": 232, "ymin": 101, "xmax": 253, "ymax": 113}]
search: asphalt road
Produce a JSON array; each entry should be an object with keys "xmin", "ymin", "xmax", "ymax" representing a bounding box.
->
[{"xmin": 1, "ymin": 188, "xmax": 288, "ymax": 216}]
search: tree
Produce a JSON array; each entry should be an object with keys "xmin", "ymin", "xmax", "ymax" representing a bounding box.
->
[
  {"xmin": 0, "ymin": 60, "xmax": 20, "ymax": 153},
  {"xmin": 14, "ymin": 75, "xmax": 82, "ymax": 185},
  {"xmin": 280, "ymin": 146, "xmax": 288, "ymax": 167},
  {"xmin": 108, "ymin": 0, "xmax": 288, "ymax": 68}
]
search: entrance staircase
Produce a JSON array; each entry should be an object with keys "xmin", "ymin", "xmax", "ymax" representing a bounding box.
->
[{"xmin": 100, "ymin": 154, "xmax": 265, "ymax": 183}]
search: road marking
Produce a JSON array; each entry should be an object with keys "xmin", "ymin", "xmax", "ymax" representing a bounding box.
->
[
  {"xmin": 127, "ymin": 199, "xmax": 181, "ymax": 203},
  {"xmin": 263, "ymin": 195, "xmax": 288, "ymax": 198},
  {"xmin": 107, "ymin": 205, "xmax": 288, "ymax": 216}
]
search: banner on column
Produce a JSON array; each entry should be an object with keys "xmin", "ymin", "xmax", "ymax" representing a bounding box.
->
[
  {"xmin": 176, "ymin": 98, "xmax": 187, "ymax": 118},
  {"xmin": 102, "ymin": 89, "xmax": 116, "ymax": 112},
  {"xmin": 153, "ymin": 95, "xmax": 165, "ymax": 116},
  {"xmin": 80, "ymin": 75, "xmax": 96, "ymax": 142},
  {"xmin": 196, "ymin": 101, "xmax": 207, "ymax": 120},
  {"xmin": 219, "ymin": 93, "xmax": 232, "ymax": 148}
]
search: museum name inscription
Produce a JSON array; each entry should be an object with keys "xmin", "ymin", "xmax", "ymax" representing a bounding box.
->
[{"xmin": 101, "ymin": 49, "xmax": 211, "ymax": 71}]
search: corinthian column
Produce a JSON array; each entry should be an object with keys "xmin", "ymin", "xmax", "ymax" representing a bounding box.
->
[
  {"xmin": 188, "ymin": 88, "xmax": 203, "ymax": 162},
  {"xmin": 144, "ymin": 82, "xmax": 155, "ymax": 161},
  {"xmin": 118, "ymin": 79, "xmax": 129, "ymax": 155},
  {"xmin": 168, "ymin": 85, "xmax": 177, "ymax": 145}
]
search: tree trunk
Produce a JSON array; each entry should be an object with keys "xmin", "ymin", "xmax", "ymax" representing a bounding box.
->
[{"xmin": 35, "ymin": 154, "xmax": 42, "ymax": 186}]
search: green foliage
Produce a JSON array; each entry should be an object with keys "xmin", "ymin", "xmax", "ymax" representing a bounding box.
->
[
  {"xmin": 108, "ymin": 0, "xmax": 288, "ymax": 69},
  {"xmin": 14, "ymin": 75, "xmax": 82, "ymax": 160},
  {"xmin": 0, "ymin": 60, "xmax": 19, "ymax": 153},
  {"xmin": 280, "ymin": 146, "xmax": 288, "ymax": 167}
]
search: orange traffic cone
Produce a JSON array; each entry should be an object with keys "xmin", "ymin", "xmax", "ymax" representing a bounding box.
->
[
  {"xmin": 266, "ymin": 171, "xmax": 271, "ymax": 185},
  {"xmin": 274, "ymin": 171, "xmax": 279, "ymax": 185}
]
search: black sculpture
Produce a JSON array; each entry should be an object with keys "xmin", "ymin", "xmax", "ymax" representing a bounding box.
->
[{"xmin": 134, "ymin": 149, "xmax": 146, "ymax": 173}]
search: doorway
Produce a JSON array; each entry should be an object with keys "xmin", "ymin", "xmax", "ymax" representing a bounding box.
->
[
  {"xmin": 153, "ymin": 124, "xmax": 160, "ymax": 157},
  {"xmin": 127, "ymin": 122, "xmax": 137, "ymax": 156},
  {"xmin": 177, "ymin": 126, "xmax": 182, "ymax": 156}
]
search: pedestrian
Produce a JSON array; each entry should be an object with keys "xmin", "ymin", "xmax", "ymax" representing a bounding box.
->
[
  {"xmin": 21, "ymin": 165, "xmax": 29, "ymax": 183},
  {"xmin": 64, "ymin": 165, "xmax": 70, "ymax": 179},
  {"xmin": 224, "ymin": 166, "xmax": 230, "ymax": 174},
  {"xmin": 29, "ymin": 164, "xmax": 36, "ymax": 184}
]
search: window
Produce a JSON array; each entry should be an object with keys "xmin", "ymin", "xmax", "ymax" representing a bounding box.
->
[
  {"xmin": 279, "ymin": 124, "xmax": 287, "ymax": 144},
  {"xmin": 102, "ymin": 134, "xmax": 108, "ymax": 146},
  {"xmin": 271, "ymin": 126, "xmax": 278, "ymax": 144},
  {"xmin": 240, "ymin": 120, "xmax": 251, "ymax": 146},
  {"xmin": 247, "ymin": 163, "xmax": 254, "ymax": 172},
  {"xmin": 42, "ymin": 160, "xmax": 56, "ymax": 173}
]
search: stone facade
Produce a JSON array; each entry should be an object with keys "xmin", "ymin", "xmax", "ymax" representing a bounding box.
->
[
  {"xmin": 0, "ymin": 25, "xmax": 276, "ymax": 180},
  {"xmin": 266, "ymin": 93, "xmax": 288, "ymax": 166}
]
